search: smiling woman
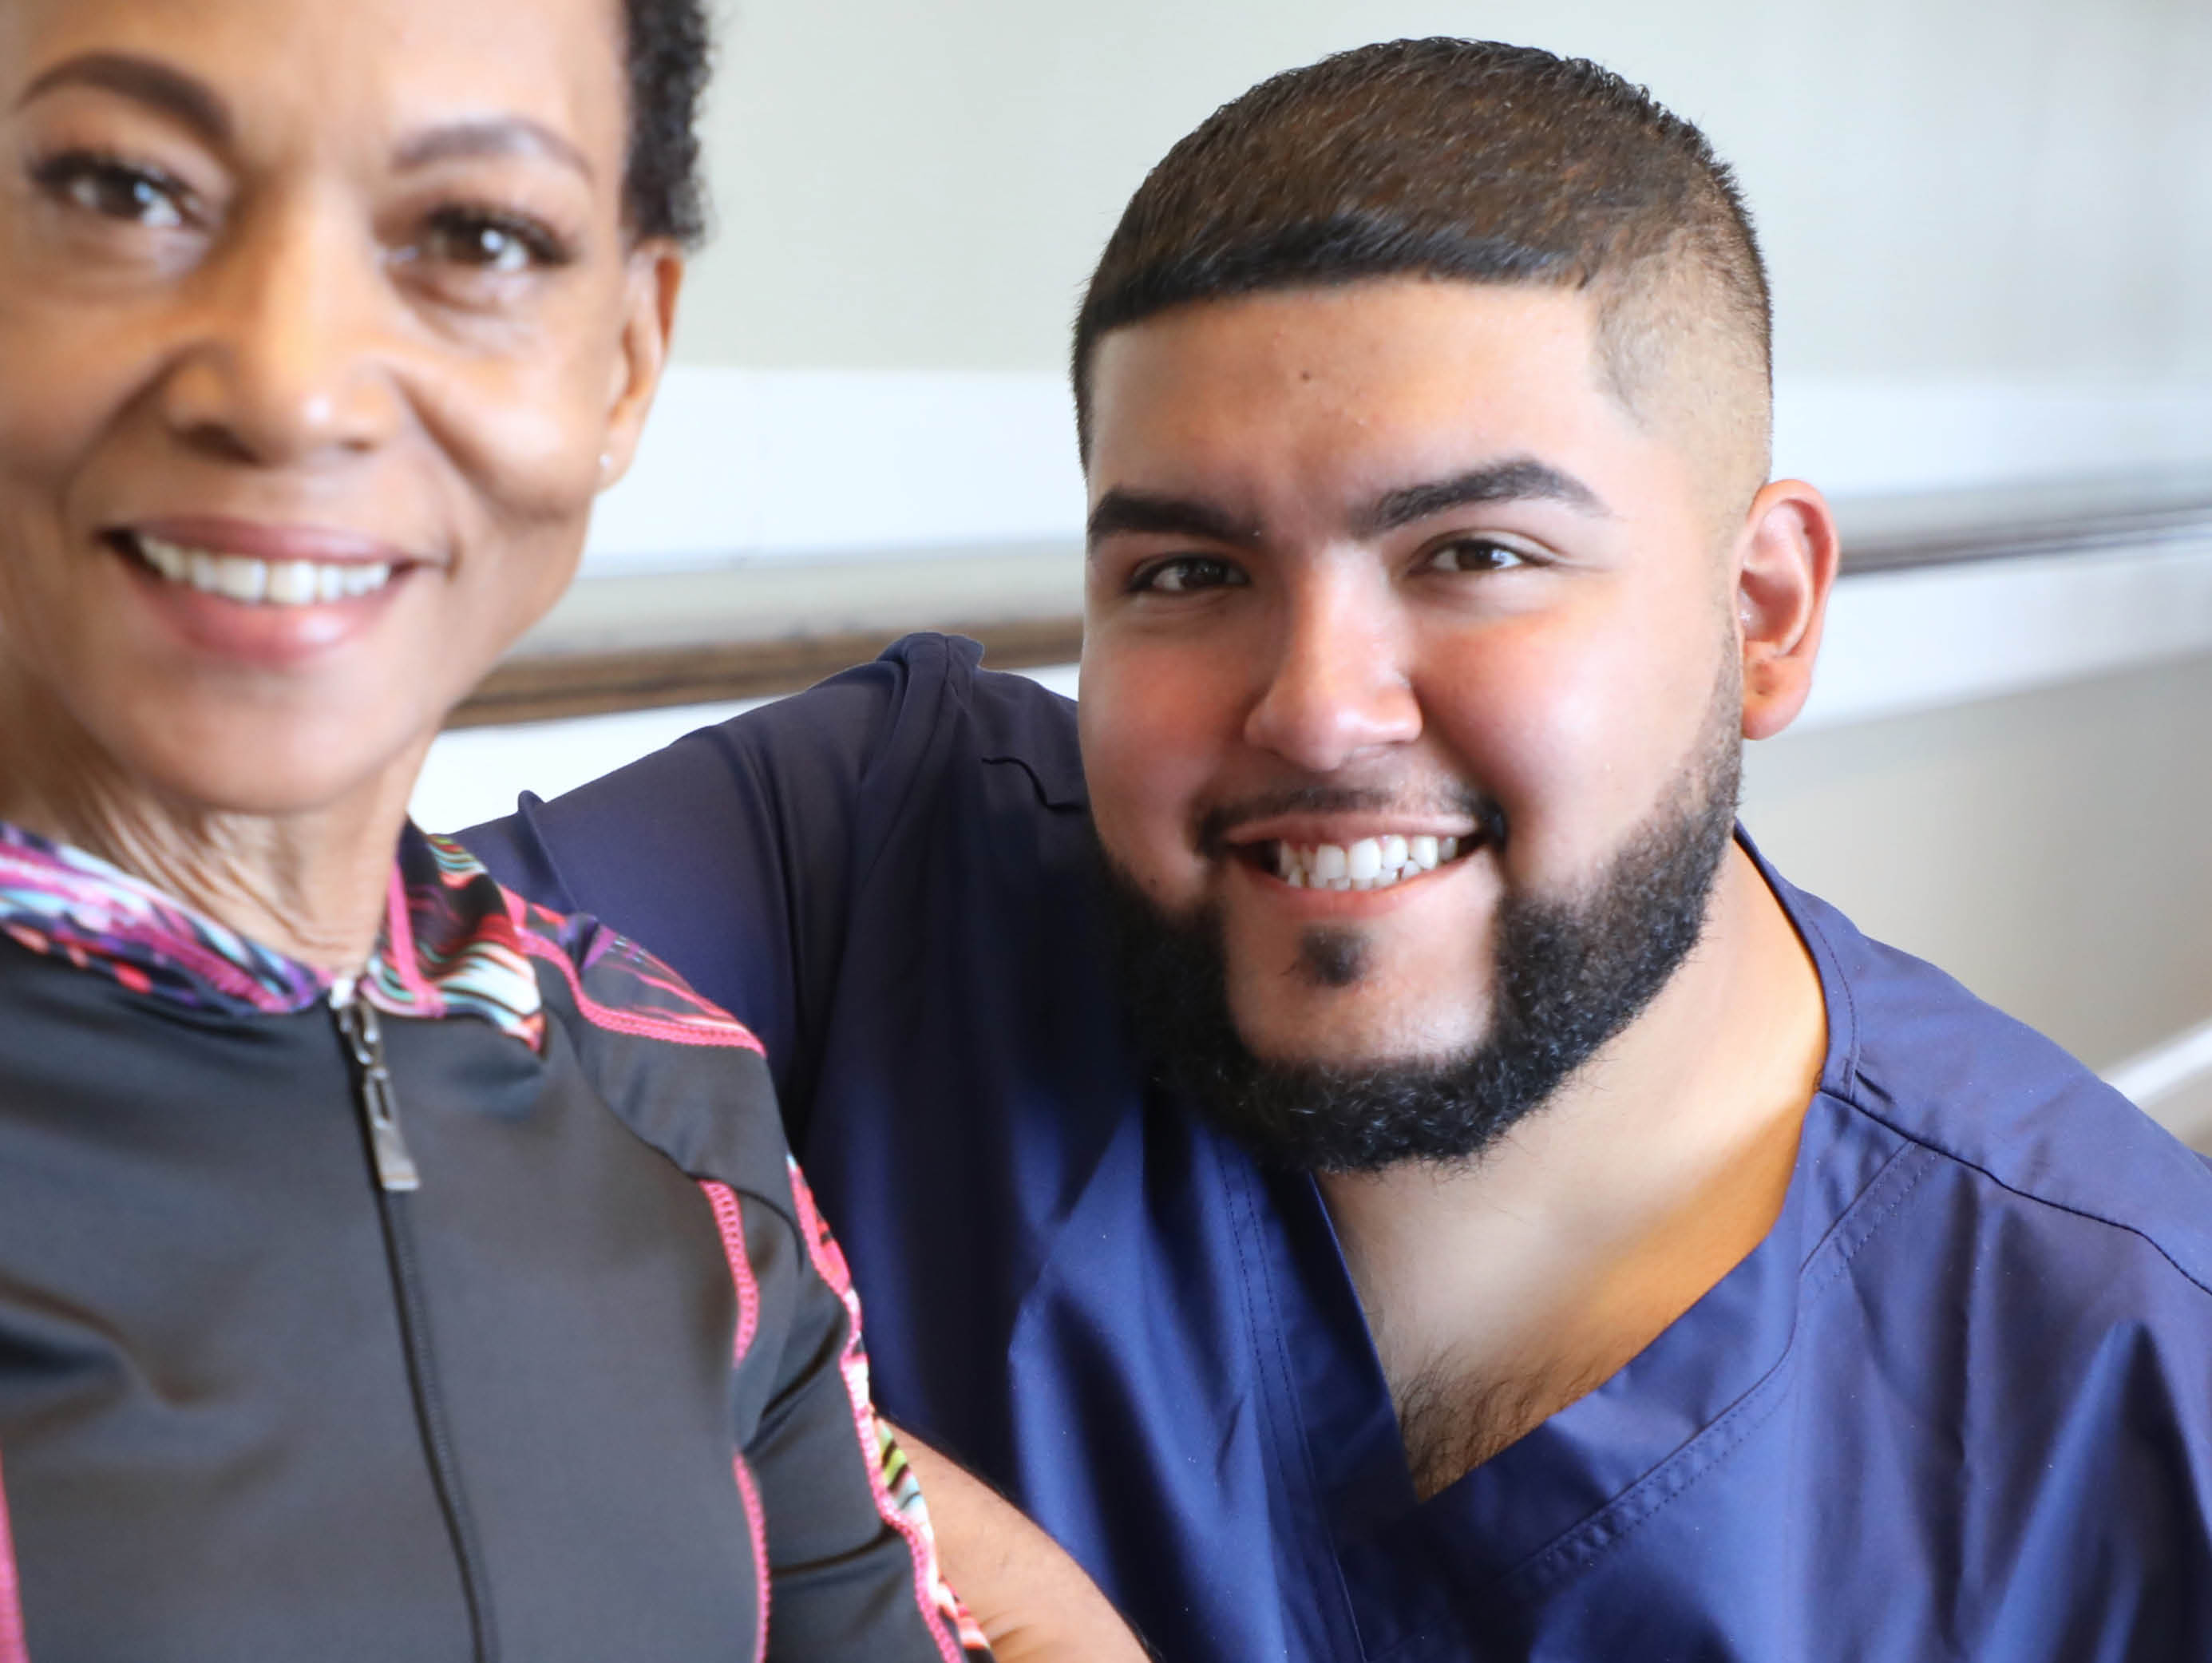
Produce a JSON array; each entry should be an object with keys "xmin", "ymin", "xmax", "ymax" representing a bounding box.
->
[{"xmin": 0, "ymin": 0, "xmax": 1017, "ymax": 1657}]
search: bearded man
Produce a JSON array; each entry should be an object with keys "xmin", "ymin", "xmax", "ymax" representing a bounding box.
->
[{"xmin": 468, "ymin": 39, "xmax": 2212, "ymax": 1662}]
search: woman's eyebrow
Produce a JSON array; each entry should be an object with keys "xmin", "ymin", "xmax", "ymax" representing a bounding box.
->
[
  {"xmin": 16, "ymin": 52, "xmax": 231, "ymax": 145},
  {"xmin": 394, "ymin": 118, "xmax": 594, "ymax": 180}
]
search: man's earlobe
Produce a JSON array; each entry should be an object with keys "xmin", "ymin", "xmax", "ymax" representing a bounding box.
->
[{"xmin": 1736, "ymin": 480, "xmax": 1841, "ymax": 742}]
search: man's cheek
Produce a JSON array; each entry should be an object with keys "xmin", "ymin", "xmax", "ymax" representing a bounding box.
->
[
  {"xmin": 1083, "ymin": 680, "xmax": 1218, "ymax": 890},
  {"xmin": 1432, "ymin": 635, "xmax": 1673, "ymax": 879}
]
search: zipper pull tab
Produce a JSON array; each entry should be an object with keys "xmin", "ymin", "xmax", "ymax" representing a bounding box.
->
[{"xmin": 335, "ymin": 990, "xmax": 421, "ymax": 1193}]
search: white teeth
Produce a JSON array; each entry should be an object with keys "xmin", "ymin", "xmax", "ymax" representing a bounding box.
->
[
  {"xmin": 140, "ymin": 538, "xmax": 188, "ymax": 582},
  {"xmin": 212, "ymin": 555, "xmax": 266, "ymax": 603},
  {"xmin": 1268, "ymin": 833, "xmax": 1474, "ymax": 892},
  {"xmin": 264, "ymin": 560, "xmax": 317, "ymax": 604},
  {"xmin": 1346, "ymin": 838, "xmax": 1383, "ymax": 881},
  {"xmin": 133, "ymin": 535, "xmax": 395, "ymax": 608}
]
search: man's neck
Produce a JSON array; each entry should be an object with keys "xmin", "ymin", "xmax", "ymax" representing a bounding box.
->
[{"xmin": 1317, "ymin": 844, "xmax": 1828, "ymax": 1499}]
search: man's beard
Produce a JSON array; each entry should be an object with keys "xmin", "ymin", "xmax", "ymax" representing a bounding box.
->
[{"xmin": 1100, "ymin": 715, "xmax": 1743, "ymax": 1174}]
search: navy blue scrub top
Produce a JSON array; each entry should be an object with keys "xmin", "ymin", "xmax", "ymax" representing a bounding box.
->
[{"xmin": 467, "ymin": 634, "xmax": 2212, "ymax": 1662}]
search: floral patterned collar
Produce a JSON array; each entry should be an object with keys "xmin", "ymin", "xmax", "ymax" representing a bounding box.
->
[{"xmin": 0, "ymin": 821, "xmax": 547, "ymax": 1051}]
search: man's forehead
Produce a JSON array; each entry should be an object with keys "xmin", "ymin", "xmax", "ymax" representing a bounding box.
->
[
  {"xmin": 1091, "ymin": 278, "xmax": 1601, "ymax": 400},
  {"xmin": 1083, "ymin": 279, "xmax": 1660, "ymax": 534}
]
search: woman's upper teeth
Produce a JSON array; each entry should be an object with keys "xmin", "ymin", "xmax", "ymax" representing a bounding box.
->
[
  {"xmin": 136, "ymin": 534, "xmax": 393, "ymax": 606},
  {"xmin": 1276, "ymin": 833, "xmax": 1462, "ymax": 890}
]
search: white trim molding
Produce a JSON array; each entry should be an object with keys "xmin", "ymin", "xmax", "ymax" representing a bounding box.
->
[
  {"xmin": 588, "ymin": 368, "xmax": 2212, "ymax": 576},
  {"xmin": 2105, "ymin": 1018, "xmax": 2212, "ymax": 1117},
  {"xmin": 1795, "ymin": 536, "xmax": 2212, "ymax": 732}
]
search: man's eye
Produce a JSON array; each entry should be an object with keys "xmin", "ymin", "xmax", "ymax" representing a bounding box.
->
[
  {"xmin": 33, "ymin": 154, "xmax": 192, "ymax": 230},
  {"xmin": 1423, "ymin": 537, "xmax": 1529, "ymax": 575},
  {"xmin": 415, "ymin": 208, "xmax": 571, "ymax": 275},
  {"xmin": 1132, "ymin": 556, "xmax": 1246, "ymax": 595}
]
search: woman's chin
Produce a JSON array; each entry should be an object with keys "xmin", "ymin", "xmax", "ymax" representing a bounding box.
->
[{"xmin": 79, "ymin": 687, "xmax": 446, "ymax": 828}]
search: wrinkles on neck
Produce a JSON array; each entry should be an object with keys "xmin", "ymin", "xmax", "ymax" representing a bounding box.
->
[{"xmin": 0, "ymin": 671, "xmax": 424, "ymax": 973}]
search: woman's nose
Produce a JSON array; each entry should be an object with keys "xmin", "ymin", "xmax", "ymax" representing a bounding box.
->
[
  {"xmin": 156, "ymin": 200, "xmax": 404, "ymax": 466},
  {"xmin": 1241, "ymin": 572, "xmax": 1422, "ymax": 773}
]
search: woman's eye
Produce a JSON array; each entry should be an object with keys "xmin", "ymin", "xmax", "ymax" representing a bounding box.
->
[
  {"xmin": 34, "ymin": 155, "xmax": 192, "ymax": 230},
  {"xmin": 1423, "ymin": 537, "xmax": 1529, "ymax": 575},
  {"xmin": 1132, "ymin": 556, "xmax": 1246, "ymax": 595},
  {"xmin": 416, "ymin": 208, "xmax": 570, "ymax": 275}
]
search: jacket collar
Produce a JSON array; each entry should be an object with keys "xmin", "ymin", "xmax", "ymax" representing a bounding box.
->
[{"xmin": 0, "ymin": 821, "xmax": 545, "ymax": 1050}]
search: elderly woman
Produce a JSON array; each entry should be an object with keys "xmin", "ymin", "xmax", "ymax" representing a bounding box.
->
[{"xmin": 0, "ymin": 0, "xmax": 1138, "ymax": 1657}]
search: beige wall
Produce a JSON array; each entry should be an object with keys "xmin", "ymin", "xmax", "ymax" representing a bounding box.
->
[
  {"xmin": 679, "ymin": 0, "xmax": 2212, "ymax": 382},
  {"xmin": 1742, "ymin": 650, "xmax": 2212, "ymax": 1075}
]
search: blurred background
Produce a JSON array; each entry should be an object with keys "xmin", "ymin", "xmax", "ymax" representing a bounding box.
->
[{"xmin": 420, "ymin": 0, "xmax": 2212, "ymax": 1137}]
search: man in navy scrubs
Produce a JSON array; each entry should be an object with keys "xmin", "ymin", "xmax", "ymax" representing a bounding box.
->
[{"xmin": 469, "ymin": 40, "xmax": 2212, "ymax": 1661}]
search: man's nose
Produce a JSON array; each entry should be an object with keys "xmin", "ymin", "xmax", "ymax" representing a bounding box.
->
[
  {"xmin": 156, "ymin": 198, "xmax": 406, "ymax": 467},
  {"xmin": 1241, "ymin": 567, "xmax": 1423, "ymax": 772}
]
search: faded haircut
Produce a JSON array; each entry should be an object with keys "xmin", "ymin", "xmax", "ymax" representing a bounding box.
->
[{"xmin": 1071, "ymin": 38, "xmax": 1773, "ymax": 505}]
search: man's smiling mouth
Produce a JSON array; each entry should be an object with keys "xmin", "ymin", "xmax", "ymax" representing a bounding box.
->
[{"xmin": 1259, "ymin": 833, "xmax": 1472, "ymax": 891}]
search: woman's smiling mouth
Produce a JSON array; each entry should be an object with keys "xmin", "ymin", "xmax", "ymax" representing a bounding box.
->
[
  {"xmin": 127, "ymin": 532, "xmax": 397, "ymax": 606},
  {"xmin": 101, "ymin": 518, "xmax": 424, "ymax": 669}
]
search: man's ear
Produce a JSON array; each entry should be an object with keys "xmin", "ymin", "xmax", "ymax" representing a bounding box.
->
[
  {"xmin": 596, "ymin": 241, "xmax": 685, "ymax": 491},
  {"xmin": 1735, "ymin": 479, "xmax": 1841, "ymax": 741}
]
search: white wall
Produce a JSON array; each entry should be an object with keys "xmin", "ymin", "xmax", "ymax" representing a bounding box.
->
[
  {"xmin": 680, "ymin": 0, "xmax": 2212, "ymax": 383},
  {"xmin": 571, "ymin": 1, "xmax": 2212, "ymax": 575},
  {"xmin": 1742, "ymin": 651, "xmax": 2212, "ymax": 1079}
]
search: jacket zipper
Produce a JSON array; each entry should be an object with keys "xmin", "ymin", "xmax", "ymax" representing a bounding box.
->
[
  {"xmin": 338, "ymin": 989, "xmax": 420, "ymax": 1192},
  {"xmin": 334, "ymin": 988, "xmax": 500, "ymax": 1663}
]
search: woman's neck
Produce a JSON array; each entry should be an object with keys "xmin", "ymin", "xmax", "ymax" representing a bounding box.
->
[{"xmin": 0, "ymin": 682, "xmax": 422, "ymax": 972}]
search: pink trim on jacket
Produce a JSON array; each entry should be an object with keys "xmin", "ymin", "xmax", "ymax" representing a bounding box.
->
[
  {"xmin": 516, "ymin": 932, "xmax": 764, "ymax": 1054},
  {"xmin": 698, "ymin": 1182, "xmax": 762, "ymax": 1369},
  {"xmin": 0, "ymin": 1445, "xmax": 29, "ymax": 1663},
  {"xmin": 701, "ymin": 1182, "xmax": 768, "ymax": 1660},
  {"xmin": 784, "ymin": 1160, "xmax": 976, "ymax": 1662},
  {"xmin": 732, "ymin": 1453, "xmax": 770, "ymax": 1663}
]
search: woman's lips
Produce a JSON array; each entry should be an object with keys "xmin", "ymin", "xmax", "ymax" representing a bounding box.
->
[{"xmin": 109, "ymin": 525, "xmax": 416, "ymax": 668}]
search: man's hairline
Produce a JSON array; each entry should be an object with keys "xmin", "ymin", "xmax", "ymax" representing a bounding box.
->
[
  {"xmin": 1075, "ymin": 267, "xmax": 1770, "ymax": 473},
  {"xmin": 1075, "ymin": 268, "xmax": 1773, "ymax": 548}
]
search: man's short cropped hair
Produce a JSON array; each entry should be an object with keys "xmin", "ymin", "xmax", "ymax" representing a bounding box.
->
[{"xmin": 1072, "ymin": 38, "xmax": 1774, "ymax": 502}]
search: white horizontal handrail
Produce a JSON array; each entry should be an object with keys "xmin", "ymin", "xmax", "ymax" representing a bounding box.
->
[{"xmin": 2105, "ymin": 1016, "xmax": 2212, "ymax": 1113}]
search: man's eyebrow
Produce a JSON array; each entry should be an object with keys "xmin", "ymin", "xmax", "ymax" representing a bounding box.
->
[
  {"xmin": 394, "ymin": 118, "xmax": 594, "ymax": 180},
  {"xmin": 1358, "ymin": 458, "xmax": 1609, "ymax": 535},
  {"xmin": 17, "ymin": 53, "xmax": 231, "ymax": 145},
  {"xmin": 1086, "ymin": 489, "xmax": 1261, "ymax": 551}
]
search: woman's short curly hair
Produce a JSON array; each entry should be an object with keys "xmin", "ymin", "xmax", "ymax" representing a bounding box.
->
[{"xmin": 622, "ymin": 0, "xmax": 714, "ymax": 244}]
